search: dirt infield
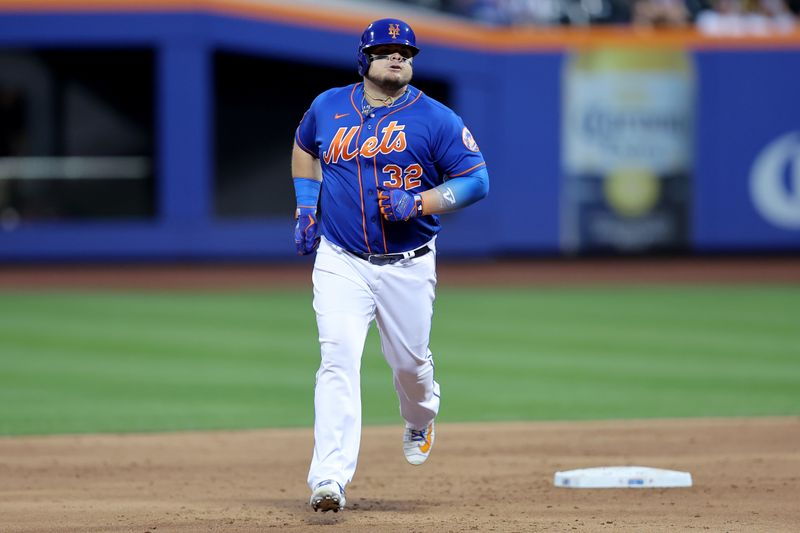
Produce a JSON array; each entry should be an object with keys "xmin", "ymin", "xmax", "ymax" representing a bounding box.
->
[{"xmin": 1, "ymin": 418, "xmax": 798, "ymax": 532}]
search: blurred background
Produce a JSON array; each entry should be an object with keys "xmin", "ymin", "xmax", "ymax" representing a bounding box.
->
[{"xmin": 0, "ymin": 0, "xmax": 799, "ymax": 260}]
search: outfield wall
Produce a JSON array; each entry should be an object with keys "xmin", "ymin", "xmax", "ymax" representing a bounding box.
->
[{"xmin": 0, "ymin": 1, "xmax": 799, "ymax": 260}]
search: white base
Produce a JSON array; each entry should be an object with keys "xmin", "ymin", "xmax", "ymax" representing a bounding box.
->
[{"xmin": 554, "ymin": 466, "xmax": 692, "ymax": 488}]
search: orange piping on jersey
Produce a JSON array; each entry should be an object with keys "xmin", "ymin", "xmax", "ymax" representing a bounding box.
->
[
  {"xmin": 449, "ymin": 161, "xmax": 487, "ymax": 178},
  {"xmin": 371, "ymin": 90, "xmax": 423, "ymax": 254},
  {"xmin": 372, "ymin": 147, "xmax": 387, "ymax": 253},
  {"xmin": 372, "ymin": 147, "xmax": 392, "ymax": 254},
  {"xmin": 3, "ymin": 2, "xmax": 800, "ymax": 51},
  {"xmin": 348, "ymin": 84, "xmax": 371, "ymax": 253},
  {"xmin": 295, "ymin": 129, "xmax": 316, "ymax": 157}
]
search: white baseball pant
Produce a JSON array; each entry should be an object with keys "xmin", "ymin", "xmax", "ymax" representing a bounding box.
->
[{"xmin": 307, "ymin": 236, "xmax": 440, "ymax": 490}]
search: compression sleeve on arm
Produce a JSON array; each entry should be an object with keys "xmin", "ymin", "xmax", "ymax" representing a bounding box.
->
[
  {"xmin": 423, "ymin": 167, "xmax": 489, "ymax": 215},
  {"xmin": 293, "ymin": 177, "xmax": 322, "ymax": 210}
]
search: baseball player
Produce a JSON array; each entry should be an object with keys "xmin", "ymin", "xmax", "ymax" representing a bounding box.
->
[{"xmin": 292, "ymin": 18, "xmax": 489, "ymax": 513}]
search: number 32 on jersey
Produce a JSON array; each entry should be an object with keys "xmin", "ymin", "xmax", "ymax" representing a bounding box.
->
[{"xmin": 382, "ymin": 163, "xmax": 422, "ymax": 190}]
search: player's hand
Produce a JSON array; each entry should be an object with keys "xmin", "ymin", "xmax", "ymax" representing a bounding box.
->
[
  {"xmin": 294, "ymin": 206, "xmax": 320, "ymax": 255},
  {"xmin": 378, "ymin": 187, "xmax": 422, "ymax": 222}
]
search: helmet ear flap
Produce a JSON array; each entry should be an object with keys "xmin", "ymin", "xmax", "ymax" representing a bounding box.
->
[{"xmin": 357, "ymin": 46, "xmax": 370, "ymax": 77}]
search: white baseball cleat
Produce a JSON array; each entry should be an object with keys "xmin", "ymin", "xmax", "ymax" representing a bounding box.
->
[
  {"xmin": 403, "ymin": 421, "xmax": 435, "ymax": 465},
  {"xmin": 309, "ymin": 479, "xmax": 346, "ymax": 513}
]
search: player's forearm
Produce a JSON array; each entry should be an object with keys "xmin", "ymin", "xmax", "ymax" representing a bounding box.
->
[{"xmin": 419, "ymin": 169, "xmax": 489, "ymax": 215}]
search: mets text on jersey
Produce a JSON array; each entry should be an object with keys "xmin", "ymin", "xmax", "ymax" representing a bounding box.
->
[{"xmin": 323, "ymin": 121, "xmax": 407, "ymax": 164}]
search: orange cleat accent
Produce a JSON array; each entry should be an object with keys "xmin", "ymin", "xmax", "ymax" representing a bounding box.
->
[{"xmin": 403, "ymin": 421, "xmax": 435, "ymax": 465}]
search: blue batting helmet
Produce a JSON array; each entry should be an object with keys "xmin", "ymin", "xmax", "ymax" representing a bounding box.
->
[{"xmin": 357, "ymin": 18, "xmax": 420, "ymax": 77}]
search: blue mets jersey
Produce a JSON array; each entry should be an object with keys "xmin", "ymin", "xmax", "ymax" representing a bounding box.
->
[{"xmin": 295, "ymin": 82, "xmax": 487, "ymax": 254}]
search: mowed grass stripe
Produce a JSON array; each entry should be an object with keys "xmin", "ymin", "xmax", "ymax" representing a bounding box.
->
[
  {"xmin": 0, "ymin": 320, "xmax": 315, "ymax": 362},
  {"xmin": 436, "ymin": 286, "xmax": 798, "ymax": 328},
  {"xmin": 3, "ymin": 292, "xmax": 313, "ymax": 335},
  {"xmin": 1, "ymin": 291, "xmax": 321, "ymax": 434},
  {"xmin": 435, "ymin": 286, "xmax": 799, "ymax": 359},
  {"xmin": 1, "ymin": 286, "xmax": 798, "ymax": 435},
  {"xmin": 431, "ymin": 286, "xmax": 800, "ymax": 421}
]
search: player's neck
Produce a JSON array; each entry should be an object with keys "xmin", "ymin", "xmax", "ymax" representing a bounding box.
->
[{"xmin": 362, "ymin": 79, "xmax": 408, "ymax": 107}]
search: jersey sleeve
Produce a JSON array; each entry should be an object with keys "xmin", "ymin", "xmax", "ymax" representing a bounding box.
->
[
  {"xmin": 431, "ymin": 111, "xmax": 487, "ymax": 181},
  {"xmin": 295, "ymin": 100, "xmax": 319, "ymax": 158}
]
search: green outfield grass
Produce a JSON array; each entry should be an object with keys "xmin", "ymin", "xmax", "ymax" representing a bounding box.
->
[{"xmin": 1, "ymin": 285, "xmax": 798, "ymax": 436}]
